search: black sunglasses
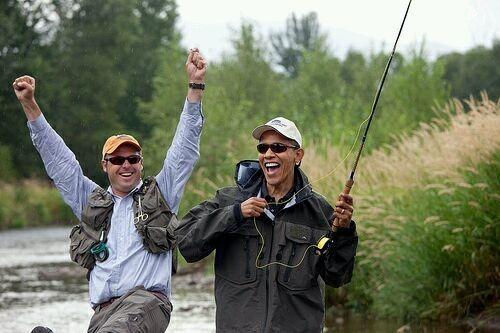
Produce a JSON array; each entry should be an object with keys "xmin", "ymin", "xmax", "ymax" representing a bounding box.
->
[
  {"xmin": 104, "ymin": 155, "xmax": 142, "ymax": 165},
  {"xmin": 257, "ymin": 143, "xmax": 299, "ymax": 154}
]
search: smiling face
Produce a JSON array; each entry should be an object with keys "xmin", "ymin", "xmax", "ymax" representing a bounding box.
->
[
  {"xmin": 101, "ymin": 144, "xmax": 143, "ymax": 197},
  {"xmin": 258, "ymin": 130, "xmax": 304, "ymax": 197}
]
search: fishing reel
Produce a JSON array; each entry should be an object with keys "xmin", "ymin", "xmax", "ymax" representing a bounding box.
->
[{"xmin": 315, "ymin": 236, "xmax": 333, "ymax": 255}]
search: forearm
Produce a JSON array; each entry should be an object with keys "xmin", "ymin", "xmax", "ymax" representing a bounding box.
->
[
  {"xmin": 187, "ymin": 86, "xmax": 203, "ymax": 103},
  {"xmin": 156, "ymin": 99, "xmax": 204, "ymax": 212},
  {"xmin": 21, "ymin": 99, "xmax": 42, "ymax": 121}
]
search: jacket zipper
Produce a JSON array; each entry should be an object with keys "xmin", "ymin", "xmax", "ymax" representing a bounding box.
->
[{"xmin": 284, "ymin": 243, "xmax": 297, "ymax": 282}]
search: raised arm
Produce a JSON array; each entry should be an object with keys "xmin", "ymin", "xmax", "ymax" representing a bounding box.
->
[
  {"xmin": 13, "ymin": 76, "xmax": 97, "ymax": 220},
  {"xmin": 156, "ymin": 48, "xmax": 207, "ymax": 213}
]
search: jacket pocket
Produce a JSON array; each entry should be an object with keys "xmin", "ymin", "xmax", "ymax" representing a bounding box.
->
[
  {"xmin": 69, "ymin": 224, "xmax": 98, "ymax": 270},
  {"xmin": 215, "ymin": 225, "xmax": 259, "ymax": 285},
  {"xmin": 277, "ymin": 222, "xmax": 324, "ymax": 291}
]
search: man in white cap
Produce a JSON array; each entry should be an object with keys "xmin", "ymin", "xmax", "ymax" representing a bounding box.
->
[
  {"xmin": 13, "ymin": 48, "xmax": 206, "ymax": 333},
  {"xmin": 177, "ymin": 116, "xmax": 358, "ymax": 332}
]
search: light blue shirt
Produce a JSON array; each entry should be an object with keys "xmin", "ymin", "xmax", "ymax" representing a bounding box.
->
[{"xmin": 28, "ymin": 100, "xmax": 203, "ymax": 306}]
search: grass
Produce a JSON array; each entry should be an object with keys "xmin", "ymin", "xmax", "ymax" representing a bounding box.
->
[{"xmin": 303, "ymin": 94, "xmax": 499, "ymax": 320}]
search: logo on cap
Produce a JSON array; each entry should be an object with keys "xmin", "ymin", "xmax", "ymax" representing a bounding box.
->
[{"xmin": 269, "ymin": 119, "xmax": 286, "ymax": 127}]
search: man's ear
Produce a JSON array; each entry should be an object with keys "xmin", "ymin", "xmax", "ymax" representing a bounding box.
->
[
  {"xmin": 101, "ymin": 160, "xmax": 107, "ymax": 173},
  {"xmin": 295, "ymin": 148, "xmax": 304, "ymax": 165}
]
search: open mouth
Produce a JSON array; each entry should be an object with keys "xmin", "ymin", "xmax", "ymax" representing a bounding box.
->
[
  {"xmin": 119, "ymin": 172, "xmax": 134, "ymax": 178},
  {"xmin": 264, "ymin": 162, "xmax": 280, "ymax": 175}
]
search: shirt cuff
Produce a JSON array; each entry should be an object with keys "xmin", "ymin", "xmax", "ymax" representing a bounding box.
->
[{"xmin": 27, "ymin": 113, "xmax": 49, "ymax": 134}]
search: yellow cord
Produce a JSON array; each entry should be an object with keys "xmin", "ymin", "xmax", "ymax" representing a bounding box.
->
[{"xmin": 253, "ymin": 217, "xmax": 321, "ymax": 269}]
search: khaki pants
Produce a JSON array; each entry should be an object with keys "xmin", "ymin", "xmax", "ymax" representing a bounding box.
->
[{"xmin": 88, "ymin": 286, "xmax": 172, "ymax": 333}]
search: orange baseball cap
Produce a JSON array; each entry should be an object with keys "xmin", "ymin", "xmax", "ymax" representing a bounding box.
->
[{"xmin": 102, "ymin": 134, "xmax": 141, "ymax": 159}]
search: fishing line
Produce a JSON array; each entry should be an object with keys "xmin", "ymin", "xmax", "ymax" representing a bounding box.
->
[{"xmin": 253, "ymin": 0, "xmax": 413, "ymax": 270}]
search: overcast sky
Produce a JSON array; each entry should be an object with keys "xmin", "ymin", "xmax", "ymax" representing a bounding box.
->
[{"xmin": 175, "ymin": 0, "xmax": 500, "ymax": 60}]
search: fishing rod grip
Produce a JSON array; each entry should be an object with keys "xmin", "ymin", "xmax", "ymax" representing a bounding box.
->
[
  {"xmin": 332, "ymin": 178, "xmax": 354, "ymax": 230},
  {"xmin": 342, "ymin": 178, "xmax": 354, "ymax": 195}
]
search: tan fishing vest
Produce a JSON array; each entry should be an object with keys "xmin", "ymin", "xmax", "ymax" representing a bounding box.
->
[{"xmin": 69, "ymin": 176, "xmax": 179, "ymax": 272}]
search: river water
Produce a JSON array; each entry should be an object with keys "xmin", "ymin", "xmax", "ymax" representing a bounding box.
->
[
  {"xmin": 0, "ymin": 227, "xmax": 215, "ymax": 332},
  {"xmin": 0, "ymin": 227, "xmax": 469, "ymax": 333}
]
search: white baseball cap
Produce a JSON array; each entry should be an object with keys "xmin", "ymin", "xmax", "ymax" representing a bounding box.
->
[{"xmin": 252, "ymin": 117, "xmax": 303, "ymax": 147}]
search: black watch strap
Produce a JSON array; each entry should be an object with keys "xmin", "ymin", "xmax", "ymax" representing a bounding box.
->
[{"xmin": 189, "ymin": 82, "xmax": 205, "ymax": 90}]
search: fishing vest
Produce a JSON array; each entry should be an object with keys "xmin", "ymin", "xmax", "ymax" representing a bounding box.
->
[{"xmin": 69, "ymin": 176, "xmax": 179, "ymax": 272}]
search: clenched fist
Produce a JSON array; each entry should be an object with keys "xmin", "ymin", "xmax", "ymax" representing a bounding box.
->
[
  {"xmin": 240, "ymin": 197, "xmax": 267, "ymax": 218},
  {"xmin": 185, "ymin": 47, "xmax": 206, "ymax": 83},
  {"xmin": 13, "ymin": 75, "xmax": 36, "ymax": 104},
  {"xmin": 12, "ymin": 75, "xmax": 41, "ymax": 121}
]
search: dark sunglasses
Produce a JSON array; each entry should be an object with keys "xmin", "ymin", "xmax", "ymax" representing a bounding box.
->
[
  {"xmin": 257, "ymin": 143, "xmax": 299, "ymax": 154},
  {"xmin": 104, "ymin": 155, "xmax": 142, "ymax": 165}
]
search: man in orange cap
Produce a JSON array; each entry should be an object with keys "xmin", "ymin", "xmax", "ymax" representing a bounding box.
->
[{"xmin": 13, "ymin": 48, "xmax": 206, "ymax": 333}]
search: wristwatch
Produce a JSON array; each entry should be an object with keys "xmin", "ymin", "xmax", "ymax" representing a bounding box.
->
[{"xmin": 189, "ymin": 82, "xmax": 205, "ymax": 90}]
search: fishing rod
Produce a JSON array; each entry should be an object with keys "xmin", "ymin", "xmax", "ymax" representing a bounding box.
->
[
  {"xmin": 255, "ymin": 0, "xmax": 414, "ymax": 261},
  {"xmin": 327, "ymin": 0, "xmax": 413, "ymax": 236}
]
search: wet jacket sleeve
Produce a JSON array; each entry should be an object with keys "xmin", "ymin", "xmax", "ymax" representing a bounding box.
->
[
  {"xmin": 176, "ymin": 189, "xmax": 242, "ymax": 262},
  {"xmin": 318, "ymin": 221, "xmax": 358, "ymax": 287}
]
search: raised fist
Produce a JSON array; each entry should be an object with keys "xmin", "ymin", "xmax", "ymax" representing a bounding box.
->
[
  {"xmin": 13, "ymin": 75, "xmax": 36, "ymax": 104},
  {"xmin": 185, "ymin": 48, "xmax": 207, "ymax": 83}
]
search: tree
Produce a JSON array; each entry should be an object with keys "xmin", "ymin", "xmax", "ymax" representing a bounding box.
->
[
  {"xmin": 116, "ymin": 0, "xmax": 179, "ymax": 133},
  {"xmin": 0, "ymin": 0, "xmax": 48, "ymax": 179},
  {"xmin": 40, "ymin": 0, "xmax": 137, "ymax": 184},
  {"xmin": 438, "ymin": 39, "xmax": 500, "ymax": 100},
  {"xmin": 39, "ymin": 0, "xmax": 179, "ymax": 184},
  {"xmin": 270, "ymin": 12, "xmax": 327, "ymax": 77}
]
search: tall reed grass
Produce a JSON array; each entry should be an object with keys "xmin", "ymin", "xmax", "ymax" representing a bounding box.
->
[{"xmin": 303, "ymin": 95, "xmax": 499, "ymax": 320}]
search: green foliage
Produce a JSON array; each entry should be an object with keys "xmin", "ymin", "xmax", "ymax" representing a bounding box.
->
[
  {"xmin": 370, "ymin": 154, "xmax": 499, "ymax": 320},
  {"xmin": 0, "ymin": 145, "xmax": 16, "ymax": 180},
  {"xmin": 140, "ymin": 41, "xmax": 187, "ymax": 175},
  {"xmin": 374, "ymin": 46, "xmax": 449, "ymax": 148},
  {"xmin": 0, "ymin": 0, "xmax": 48, "ymax": 178},
  {"xmin": 438, "ymin": 39, "xmax": 500, "ymax": 100},
  {"xmin": 34, "ymin": 0, "xmax": 179, "ymax": 185},
  {"xmin": 0, "ymin": 181, "xmax": 76, "ymax": 230}
]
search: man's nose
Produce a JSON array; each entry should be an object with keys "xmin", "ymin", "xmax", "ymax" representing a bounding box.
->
[{"xmin": 264, "ymin": 148, "xmax": 275, "ymax": 157}]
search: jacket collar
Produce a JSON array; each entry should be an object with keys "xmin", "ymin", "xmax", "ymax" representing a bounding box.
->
[{"xmin": 235, "ymin": 160, "xmax": 312, "ymax": 205}]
